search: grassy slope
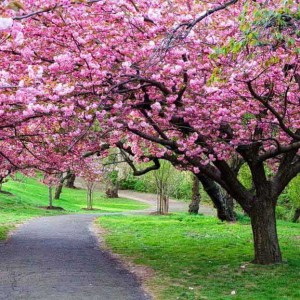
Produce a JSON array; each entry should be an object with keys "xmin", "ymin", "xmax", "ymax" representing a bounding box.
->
[
  {"xmin": 99, "ymin": 214, "xmax": 300, "ymax": 300},
  {"xmin": 0, "ymin": 176, "xmax": 148, "ymax": 240}
]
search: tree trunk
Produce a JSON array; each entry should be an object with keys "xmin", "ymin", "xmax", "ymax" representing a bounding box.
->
[
  {"xmin": 106, "ymin": 182, "xmax": 119, "ymax": 198},
  {"xmin": 189, "ymin": 175, "xmax": 200, "ymax": 214},
  {"xmin": 54, "ymin": 183, "xmax": 63, "ymax": 200},
  {"xmin": 292, "ymin": 208, "xmax": 300, "ymax": 223},
  {"xmin": 163, "ymin": 195, "xmax": 169, "ymax": 214},
  {"xmin": 55, "ymin": 172, "xmax": 67, "ymax": 199},
  {"xmin": 249, "ymin": 199, "xmax": 282, "ymax": 264},
  {"xmin": 223, "ymin": 192, "xmax": 236, "ymax": 222},
  {"xmin": 65, "ymin": 173, "xmax": 76, "ymax": 188},
  {"xmin": 197, "ymin": 175, "xmax": 235, "ymax": 222},
  {"xmin": 0, "ymin": 177, "xmax": 5, "ymax": 192},
  {"xmin": 157, "ymin": 192, "xmax": 169, "ymax": 214},
  {"xmin": 48, "ymin": 186, "xmax": 53, "ymax": 209},
  {"xmin": 87, "ymin": 188, "xmax": 93, "ymax": 210}
]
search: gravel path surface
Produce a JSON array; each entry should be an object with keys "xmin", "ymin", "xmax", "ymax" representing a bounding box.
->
[{"xmin": 0, "ymin": 214, "xmax": 150, "ymax": 300}]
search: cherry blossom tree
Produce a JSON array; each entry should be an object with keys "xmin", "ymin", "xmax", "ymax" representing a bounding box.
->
[
  {"xmin": 0, "ymin": 0, "xmax": 299, "ymax": 264},
  {"xmin": 78, "ymin": 156, "xmax": 103, "ymax": 210}
]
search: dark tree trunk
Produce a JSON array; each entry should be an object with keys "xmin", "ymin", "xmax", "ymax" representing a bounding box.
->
[
  {"xmin": 249, "ymin": 198, "xmax": 282, "ymax": 264},
  {"xmin": 55, "ymin": 172, "xmax": 74, "ymax": 199},
  {"xmin": 54, "ymin": 183, "xmax": 63, "ymax": 200},
  {"xmin": 189, "ymin": 175, "xmax": 200, "ymax": 214},
  {"xmin": 223, "ymin": 192, "xmax": 237, "ymax": 222},
  {"xmin": 292, "ymin": 208, "xmax": 300, "ymax": 223},
  {"xmin": 198, "ymin": 175, "xmax": 235, "ymax": 222},
  {"xmin": 65, "ymin": 173, "xmax": 76, "ymax": 188}
]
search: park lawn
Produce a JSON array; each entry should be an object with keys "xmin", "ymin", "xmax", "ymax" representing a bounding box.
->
[
  {"xmin": 0, "ymin": 176, "xmax": 149, "ymax": 240},
  {"xmin": 98, "ymin": 214, "xmax": 300, "ymax": 300}
]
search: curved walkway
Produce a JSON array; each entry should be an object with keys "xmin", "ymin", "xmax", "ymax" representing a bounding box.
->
[
  {"xmin": 74, "ymin": 177, "xmax": 215, "ymax": 215},
  {"xmin": 118, "ymin": 190, "xmax": 216, "ymax": 216},
  {"xmin": 0, "ymin": 182, "xmax": 216, "ymax": 299},
  {"xmin": 0, "ymin": 214, "xmax": 150, "ymax": 300}
]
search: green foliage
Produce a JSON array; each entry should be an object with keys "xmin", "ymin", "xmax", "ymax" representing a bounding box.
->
[
  {"xmin": 174, "ymin": 176, "xmax": 192, "ymax": 201},
  {"xmin": 286, "ymin": 175, "xmax": 300, "ymax": 208},
  {"xmin": 120, "ymin": 161, "xmax": 194, "ymax": 201},
  {"xmin": 277, "ymin": 175, "xmax": 300, "ymax": 221},
  {"xmin": 238, "ymin": 164, "xmax": 252, "ymax": 190},
  {"xmin": 108, "ymin": 170, "xmax": 119, "ymax": 185},
  {"xmin": 276, "ymin": 205, "xmax": 289, "ymax": 221},
  {"xmin": 99, "ymin": 214, "xmax": 300, "ymax": 300},
  {"xmin": 119, "ymin": 174, "xmax": 147, "ymax": 191},
  {"xmin": 133, "ymin": 179, "xmax": 147, "ymax": 192},
  {"xmin": 212, "ymin": 2, "xmax": 300, "ymax": 63}
]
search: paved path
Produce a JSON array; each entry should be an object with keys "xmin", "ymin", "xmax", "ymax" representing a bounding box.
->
[
  {"xmin": 118, "ymin": 190, "xmax": 216, "ymax": 216},
  {"xmin": 0, "ymin": 183, "xmax": 215, "ymax": 299},
  {"xmin": 0, "ymin": 214, "xmax": 150, "ymax": 300},
  {"xmin": 75, "ymin": 176, "xmax": 216, "ymax": 215}
]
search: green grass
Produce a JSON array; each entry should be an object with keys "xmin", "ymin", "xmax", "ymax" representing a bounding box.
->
[
  {"xmin": 0, "ymin": 176, "xmax": 148, "ymax": 240},
  {"xmin": 98, "ymin": 214, "xmax": 300, "ymax": 300}
]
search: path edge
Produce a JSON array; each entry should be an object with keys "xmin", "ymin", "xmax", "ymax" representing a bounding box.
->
[{"xmin": 91, "ymin": 217, "xmax": 157, "ymax": 300}]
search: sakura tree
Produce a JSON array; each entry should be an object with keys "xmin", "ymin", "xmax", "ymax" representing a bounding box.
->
[
  {"xmin": 0, "ymin": 0, "xmax": 299, "ymax": 264},
  {"xmin": 77, "ymin": 156, "xmax": 103, "ymax": 210}
]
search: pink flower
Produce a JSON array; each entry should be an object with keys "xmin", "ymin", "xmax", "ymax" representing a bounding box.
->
[{"xmin": 0, "ymin": 18, "xmax": 13, "ymax": 30}]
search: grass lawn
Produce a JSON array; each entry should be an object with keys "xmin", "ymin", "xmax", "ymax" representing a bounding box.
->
[
  {"xmin": 98, "ymin": 214, "xmax": 300, "ymax": 300},
  {"xmin": 0, "ymin": 175, "xmax": 148, "ymax": 240}
]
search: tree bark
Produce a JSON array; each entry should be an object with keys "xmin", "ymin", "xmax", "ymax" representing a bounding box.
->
[
  {"xmin": 157, "ymin": 192, "xmax": 169, "ymax": 214},
  {"xmin": 189, "ymin": 175, "xmax": 200, "ymax": 214},
  {"xmin": 65, "ymin": 173, "xmax": 76, "ymax": 188},
  {"xmin": 249, "ymin": 198, "xmax": 282, "ymax": 264},
  {"xmin": 292, "ymin": 208, "xmax": 300, "ymax": 223},
  {"xmin": 54, "ymin": 183, "xmax": 63, "ymax": 200},
  {"xmin": 87, "ymin": 188, "xmax": 93, "ymax": 210},
  {"xmin": 106, "ymin": 182, "xmax": 119, "ymax": 198},
  {"xmin": 55, "ymin": 172, "xmax": 74, "ymax": 199},
  {"xmin": 105, "ymin": 186, "xmax": 119, "ymax": 198},
  {"xmin": 197, "ymin": 175, "xmax": 235, "ymax": 222},
  {"xmin": 48, "ymin": 186, "xmax": 53, "ymax": 209},
  {"xmin": 223, "ymin": 192, "xmax": 237, "ymax": 221}
]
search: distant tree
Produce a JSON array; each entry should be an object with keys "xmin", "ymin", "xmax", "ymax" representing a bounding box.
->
[
  {"xmin": 85, "ymin": 179, "xmax": 95, "ymax": 210},
  {"xmin": 79, "ymin": 157, "xmax": 103, "ymax": 210},
  {"xmin": 189, "ymin": 175, "xmax": 201, "ymax": 214},
  {"xmin": 43, "ymin": 174, "xmax": 57, "ymax": 209},
  {"xmin": 54, "ymin": 171, "xmax": 74, "ymax": 199},
  {"xmin": 65, "ymin": 172, "xmax": 76, "ymax": 189},
  {"xmin": 152, "ymin": 161, "xmax": 182, "ymax": 214},
  {"xmin": 103, "ymin": 152, "xmax": 122, "ymax": 198}
]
